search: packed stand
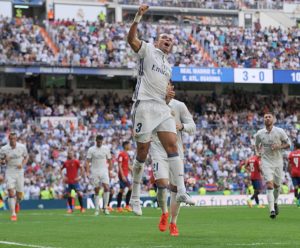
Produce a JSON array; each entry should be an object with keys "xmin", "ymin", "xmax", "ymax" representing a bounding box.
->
[
  {"xmin": 48, "ymin": 20, "xmax": 216, "ymax": 68},
  {"xmin": 0, "ymin": 16, "xmax": 55, "ymax": 65},
  {"xmin": 116, "ymin": 0, "xmax": 297, "ymax": 9},
  {"xmin": 0, "ymin": 91, "xmax": 299, "ymax": 199},
  {"xmin": 46, "ymin": 21, "xmax": 300, "ymax": 69},
  {"xmin": 192, "ymin": 25, "xmax": 300, "ymax": 69},
  {"xmin": 1, "ymin": 16, "xmax": 299, "ymax": 69},
  {"xmin": 117, "ymin": 0, "xmax": 239, "ymax": 9}
]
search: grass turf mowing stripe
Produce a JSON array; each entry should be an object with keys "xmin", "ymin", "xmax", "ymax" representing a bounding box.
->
[{"xmin": 0, "ymin": 241, "xmax": 60, "ymax": 248}]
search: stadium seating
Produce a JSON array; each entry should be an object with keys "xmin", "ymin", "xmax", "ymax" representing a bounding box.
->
[{"xmin": 1, "ymin": 16, "xmax": 299, "ymax": 69}]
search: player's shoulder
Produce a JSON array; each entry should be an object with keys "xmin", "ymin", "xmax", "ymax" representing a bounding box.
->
[
  {"xmin": 256, "ymin": 128, "xmax": 265, "ymax": 135},
  {"xmin": 0, "ymin": 144, "xmax": 9, "ymax": 150},
  {"xmin": 88, "ymin": 145, "xmax": 95, "ymax": 151},
  {"xmin": 169, "ymin": 99, "xmax": 187, "ymax": 112},
  {"xmin": 273, "ymin": 126, "xmax": 285, "ymax": 133},
  {"xmin": 141, "ymin": 40, "xmax": 155, "ymax": 52},
  {"xmin": 102, "ymin": 145, "xmax": 110, "ymax": 151},
  {"xmin": 170, "ymin": 99, "xmax": 184, "ymax": 107},
  {"xmin": 16, "ymin": 142, "xmax": 26, "ymax": 149}
]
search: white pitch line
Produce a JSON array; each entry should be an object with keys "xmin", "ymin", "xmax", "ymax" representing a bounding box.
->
[
  {"xmin": 0, "ymin": 241, "xmax": 59, "ymax": 248},
  {"xmin": 228, "ymin": 242, "xmax": 292, "ymax": 246},
  {"xmin": 26, "ymin": 213, "xmax": 157, "ymax": 219}
]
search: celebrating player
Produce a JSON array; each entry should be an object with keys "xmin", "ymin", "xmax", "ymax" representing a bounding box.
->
[
  {"xmin": 116, "ymin": 141, "xmax": 133, "ymax": 212},
  {"xmin": 288, "ymin": 142, "xmax": 300, "ymax": 206},
  {"xmin": 86, "ymin": 135, "xmax": 112, "ymax": 215},
  {"xmin": 255, "ymin": 112, "xmax": 290, "ymax": 219},
  {"xmin": 245, "ymin": 155, "xmax": 265, "ymax": 208},
  {"xmin": 127, "ymin": 4, "xmax": 195, "ymax": 216},
  {"xmin": 0, "ymin": 132, "xmax": 28, "ymax": 221},
  {"xmin": 150, "ymin": 97, "xmax": 196, "ymax": 236},
  {"xmin": 61, "ymin": 150, "xmax": 85, "ymax": 213}
]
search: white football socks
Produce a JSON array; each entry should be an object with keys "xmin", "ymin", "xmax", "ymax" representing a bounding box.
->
[
  {"xmin": 273, "ymin": 187, "xmax": 280, "ymax": 204},
  {"xmin": 131, "ymin": 159, "xmax": 145, "ymax": 201},
  {"xmin": 157, "ymin": 187, "xmax": 168, "ymax": 214},
  {"xmin": 267, "ymin": 189, "xmax": 275, "ymax": 212},
  {"xmin": 170, "ymin": 191, "xmax": 180, "ymax": 224},
  {"xmin": 103, "ymin": 191, "xmax": 109, "ymax": 209},
  {"xmin": 95, "ymin": 195, "xmax": 100, "ymax": 211},
  {"xmin": 168, "ymin": 156, "xmax": 186, "ymax": 194},
  {"xmin": 8, "ymin": 197, "xmax": 16, "ymax": 216}
]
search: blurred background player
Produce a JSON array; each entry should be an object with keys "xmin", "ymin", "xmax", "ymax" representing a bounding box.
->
[
  {"xmin": 128, "ymin": 4, "xmax": 194, "ymax": 216},
  {"xmin": 116, "ymin": 141, "xmax": 132, "ymax": 212},
  {"xmin": 288, "ymin": 142, "xmax": 300, "ymax": 206},
  {"xmin": 86, "ymin": 135, "xmax": 112, "ymax": 215},
  {"xmin": 61, "ymin": 150, "xmax": 85, "ymax": 213},
  {"xmin": 150, "ymin": 96, "xmax": 196, "ymax": 236},
  {"xmin": 245, "ymin": 155, "xmax": 265, "ymax": 208},
  {"xmin": 255, "ymin": 112, "xmax": 291, "ymax": 219},
  {"xmin": 0, "ymin": 132, "xmax": 28, "ymax": 221}
]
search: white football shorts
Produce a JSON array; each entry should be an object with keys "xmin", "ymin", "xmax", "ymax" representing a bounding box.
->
[
  {"xmin": 131, "ymin": 100, "xmax": 176, "ymax": 143},
  {"xmin": 261, "ymin": 164, "xmax": 282, "ymax": 186},
  {"xmin": 6, "ymin": 172, "xmax": 24, "ymax": 192},
  {"xmin": 90, "ymin": 171, "xmax": 109, "ymax": 187},
  {"xmin": 152, "ymin": 158, "xmax": 176, "ymax": 186}
]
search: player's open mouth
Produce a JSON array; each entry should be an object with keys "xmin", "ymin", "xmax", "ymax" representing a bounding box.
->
[{"xmin": 164, "ymin": 42, "xmax": 170, "ymax": 47}]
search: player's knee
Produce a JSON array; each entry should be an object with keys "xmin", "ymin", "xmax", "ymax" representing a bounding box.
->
[
  {"xmin": 156, "ymin": 179, "xmax": 168, "ymax": 188},
  {"xmin": 169, "ymin": 184, "xmax": 177, "ymax": 193},
  {"xmin": 103, "ymin": 185, "xmax": 109, "ymax": 192},
  {"xmin": 8, "ymin": 192, "xmax": 15, "ymax": 198},
  {"xmin": 266, "ymin": 182, "xmax": 274, "ymax": 189},
  {"xmin": 165, "ymin": 143, "xmax": 178, "ymax": 155},
  {"xmin": 136, "ymin": 143, "xmax": 150, "ymax": 161}
]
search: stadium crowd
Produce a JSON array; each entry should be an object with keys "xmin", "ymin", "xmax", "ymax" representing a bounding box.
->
[
  {"xmin": 193, "ymin": 25, "xmax": 300, "ymax": 69},
  {"xmin": 116, "ymin": 0, "xmax": 288, "ymax": 10},
  {"xmin": 0, "ymin": 15, "xmax": 299, "ymax": 69},
  {"xmin": 0, "ymin": 91, "xmax": 299, "ymax": 199},
  {"xmin": 0, "ymin": 16, "xmax": 56, "ymax": 65}
]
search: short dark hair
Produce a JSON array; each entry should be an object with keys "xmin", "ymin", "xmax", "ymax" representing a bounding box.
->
[
  {"xmin": 9, "ymin": 132, "xmax": 17, "ymax": 138},
  {"xmin": 264, "ymin": 111, "xmax": 274, "ymax": 116},
  {"xmin": 122, "ymin": 141, "xmax": 130, "ymax": 148},
  {"xmin": 295, "ymin": 142, "xmax": 300, "ymax": 149},
  {"xmin": 96, "ymin": 135, "xmax": 103, "ymax": 141}
]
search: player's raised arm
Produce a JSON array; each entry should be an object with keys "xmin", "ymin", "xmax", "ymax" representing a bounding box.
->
[{"xmin": 127, "ymin": 4, "xmax": 149, "ymax": 53}]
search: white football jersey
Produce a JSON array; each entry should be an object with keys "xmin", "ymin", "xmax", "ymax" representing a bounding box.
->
[
  {"xmin": 0, "ymin": 142, "xmax": 28, "ymax": 173},
  {"xmin": 150, "ymin": 99, "xmax": 196, "ymax": 159},
  {"xmin": 132, "ymin": 41, "xmax": 172, "ymax": 103},
  {"xmin": 86, "ymin": 145, "xmax": 111, "ymax": 174},
  {"xmin": 255, "ymin": 126, "xmax": 291, "ymax": 167}
]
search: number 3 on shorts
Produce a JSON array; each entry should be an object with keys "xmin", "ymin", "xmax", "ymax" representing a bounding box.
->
[{"xmin": 135, "ymin": 123, "xmax": 142, "ymax": 133}]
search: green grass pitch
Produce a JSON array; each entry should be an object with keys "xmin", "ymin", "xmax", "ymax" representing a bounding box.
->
[{"xmin": 0, "ymin": 206, "xmax": 299, "ymax": 248}]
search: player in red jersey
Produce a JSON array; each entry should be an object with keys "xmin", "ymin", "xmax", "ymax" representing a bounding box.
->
[
  {"xmin": 245, "ymin": 155, "xmax": 264, "ymax": 208},
  {"xmin": 116, "ymin": 141, "xmax": 133, "ymax": 212},
  {"xmin": 288, "ymin": 143, "xmax": 300, "ymax": 206},
  {"xmin": 61, "ymin": 151, "xmax": 85, "ymax": 213}
]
